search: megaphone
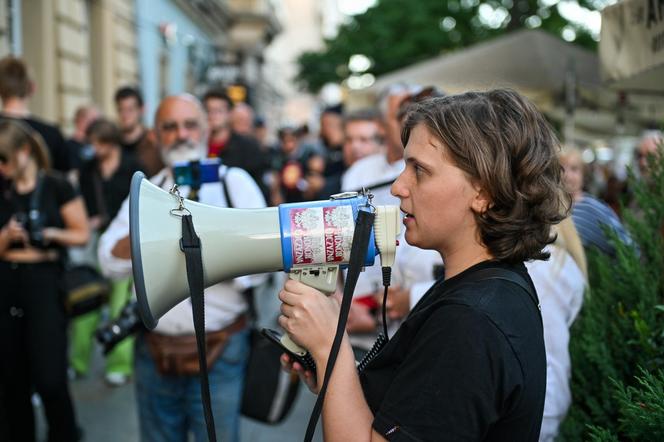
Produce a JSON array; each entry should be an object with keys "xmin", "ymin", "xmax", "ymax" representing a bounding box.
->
[{"xmin": 129, "ymin": 171, "xmax": 399, "ymax": 358}]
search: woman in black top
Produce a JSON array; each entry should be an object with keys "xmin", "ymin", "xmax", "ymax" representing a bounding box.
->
[
  {"xmin": 78, "ymin": 118, "xmax": 144, "ymax": 232},
  {"xmin": 278, "ymin": 90, "xmax": 568, "ymax": 441},
  {"xmin": 0, "ymin": 120, "xmax": 89, "ymax": 441}
]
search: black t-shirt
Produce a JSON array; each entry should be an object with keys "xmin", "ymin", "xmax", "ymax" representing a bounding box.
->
[
  {"xmin": 318, "ymin": 144, "xmax": 344, "ymax": 198},
  {"xmin": 120, "ymin": 132, "xmax": 144, "ymax": 153},
  {"xmin": 0, "ymin": 114, "xmax": 70, "ymax": 173},
  {"xmin": 78, "ymin": 150, "xmax": 143, "ymax": 230},
  {"xmin": 216, "ymin": 132, "xmax": 268, "ymax": 195},
  {"xmin": 66, "ymin": 137, "xmax": 92, "ymax": 171},
  {"xmin": 359, "ymin": 260, "xmax": 546, "ymax": 441},
  {"xmin": 0, "ymin": 172, "xmax": 78, "ymax": 251}
]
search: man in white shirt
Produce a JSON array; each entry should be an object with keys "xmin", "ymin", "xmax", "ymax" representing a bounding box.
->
[
  {"xmin": 341, "ymin": 88, "xmax": 442, "ymax": 336},
  {"xmin": 98, "ymin": 94, "xmax": 265, "ymax": 442}
]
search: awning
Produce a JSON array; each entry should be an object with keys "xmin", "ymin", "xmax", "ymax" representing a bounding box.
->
[
  {"xmin": 599, "ymin": 0, "xmax": 664, "ymax": 92},
  {"xmin": 370, "ymin": 29, "xmax": 602, "ymax": 98}
]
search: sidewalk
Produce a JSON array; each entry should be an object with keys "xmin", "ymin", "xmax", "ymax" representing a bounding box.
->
[
  {"xmin": 36, "ymin": 346, "xmax": 323, "ymax": 441},
  {"xmin": 36, "ymin": 278, "xmax": 323, "ymax": 441}
]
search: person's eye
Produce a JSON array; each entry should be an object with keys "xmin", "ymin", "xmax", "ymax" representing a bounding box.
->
[
  {"xmin": 161, "ymin": 122, "xmax": 177, "ymax": 132},
  {"xmin": 184, "ymin": 120, "xmax": 199, "ymax": 130}
]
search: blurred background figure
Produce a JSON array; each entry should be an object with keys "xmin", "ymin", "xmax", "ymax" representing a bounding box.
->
[
  {"xmin": 69, "ymin": 118, "xmax": 143, "ymax": 386},
  {"xmin": 253, "ymin": 115, "xmax": 270, "ymax": 151},
  {"xmin": 203, "ymin": 89, "xmax": 267, "ymax": 199},
  {"xmin": 0, "ymin": 120, "xmax": 89, "ymax": 441},
  {"xmin": 269, "ymin": 125, "xmax": 322, "ymax": 205},
  {"xmin": 230, "ymin": 102, "xmax": 255, "ymax": 137},
  {"xmin": 315, "ymin": 107, "xmax": 346, "ymax": 198},
  {"xmin": 0, "ymin": 56, "xmax": 71, "ymax": 174},
  {"xmin": 341, "ymin": 109, "xmax": 384, "ymax": 172},
  {"xmin": 114, "ymin": 86, "xmax": 162, "ymax": 177},
  {"xmin": 635, "ymin": 130, "xmax": 663, "ymax": 179},
  {"xmin": 559, "ymin": 146, "xmax": 631, "ymax": 256},
  {"xmin": 66, "ymin": 105, "xmax": 100, "ymax": 172}
]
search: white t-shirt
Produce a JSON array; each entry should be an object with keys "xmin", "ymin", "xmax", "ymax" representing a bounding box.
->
[
  {"xmin": 526, "ymin": 246, "xmax": 585, "ymax": 441},
  {"xmin": 98, "ymin": 166, "xmax": 266, "ymax": 335}
]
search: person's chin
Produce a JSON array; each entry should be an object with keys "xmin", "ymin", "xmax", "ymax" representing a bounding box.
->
[{"xmin": 403, "ymin": 229, "xmax": 420, "ymax": 248}]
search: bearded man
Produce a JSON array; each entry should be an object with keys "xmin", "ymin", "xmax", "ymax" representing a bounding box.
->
[{"xmin": 99, "ymin": 94, "xmax": 266, "ymax": 442}]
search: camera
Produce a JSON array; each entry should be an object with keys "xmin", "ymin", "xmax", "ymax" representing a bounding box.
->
[
  {"xmin": 14, "ymin": 209, "xmax": 47, "ymax": 248},
  {"xmin": 173, "ymin": 158, "xmax": 221, "ymax": 189},
  {"xmin": 96, "ymin": 302, "xmax": 144, "ymax": 354}
]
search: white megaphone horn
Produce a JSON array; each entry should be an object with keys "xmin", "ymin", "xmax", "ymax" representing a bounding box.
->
[{"xmin": 129, "ymin": 171, "xmax": 400, "ymax": 357}]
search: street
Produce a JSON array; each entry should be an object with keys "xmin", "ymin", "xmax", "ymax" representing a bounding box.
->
[{"xmin": 36, "ymin": 342, "xmax": 323, "ymax": 441}]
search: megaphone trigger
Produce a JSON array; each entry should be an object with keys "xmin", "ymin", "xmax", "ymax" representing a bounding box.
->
[{"xmin": 289, "ymin": 266, "xmax": 339, "ymax": 293}]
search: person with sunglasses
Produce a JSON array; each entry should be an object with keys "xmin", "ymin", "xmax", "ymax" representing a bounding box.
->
[{"xmin": 0, "ymin": 120, "xmax": 89, "ymax": 441}]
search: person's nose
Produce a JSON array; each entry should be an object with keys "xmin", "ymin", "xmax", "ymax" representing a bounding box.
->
[
  {"xmin": 391, "ymin": 171, "xmax": 409, "ymax": 199},
  {"xmin": 177, "ymin": 124, "xmax": 191, "ymax": 142}
]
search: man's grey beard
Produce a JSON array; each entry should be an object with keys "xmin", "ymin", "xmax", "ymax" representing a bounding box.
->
[{"xmin": 160, "ymin": 140, "xmax": 207, "ymax": 168}]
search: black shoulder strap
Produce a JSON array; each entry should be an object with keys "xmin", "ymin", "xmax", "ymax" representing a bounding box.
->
[
  {"xmin": 304, "ymin": 209, "xmax": 375, "ymax": 442},
  {"xmin": 220, "ymin": 168, "xmax": 234, "ymax": 209},
  {"xmin": 180, "ymin": 214, "xmax": 217, "ymax": 442},
  {"xmin": 468, "ymin": 268, "xmax": 540, "ymax": 314},
  {"xmin": 92, "ymin": 169, "xmax": 110, "ymax": 223},
  {"xmin": 436, "ymin": 267, "xmax": 542, "ymax": 328},
  {"xmin": 29, "ymin": 172, "xmax": 45, "ymax": 212}
]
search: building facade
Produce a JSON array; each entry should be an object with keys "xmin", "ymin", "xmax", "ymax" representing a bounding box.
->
[
  {"xmin": 0, "ymin": 0, "xmax": 279, "ymax": 132},
  {"xmin": 0, "ymin": 0, "xmax": 139, "ymax": 129},
  {"xmin": 136, "ymin": 0, "xmax": 280, "ymax": 122}
]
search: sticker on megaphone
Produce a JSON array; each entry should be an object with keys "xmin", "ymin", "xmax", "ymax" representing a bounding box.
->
[{"xmin": 278, "ymin": 193, "xmax": 378, "ymax": 273}]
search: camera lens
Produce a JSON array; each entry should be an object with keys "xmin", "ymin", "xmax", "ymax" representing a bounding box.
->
[{"xmin": 96, "ymin": 302, "xmax": 143, "ymax": 354}]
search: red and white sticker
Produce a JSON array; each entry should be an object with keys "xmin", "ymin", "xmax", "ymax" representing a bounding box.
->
[{"xmin": 289, "ymin": 205, "xmax": 355, "ymax": 266}]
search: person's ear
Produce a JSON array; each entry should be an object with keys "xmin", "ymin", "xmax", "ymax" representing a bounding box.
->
[{"xmin": 471, "ymin": 185, "xmax": 492, "ymax": 215}]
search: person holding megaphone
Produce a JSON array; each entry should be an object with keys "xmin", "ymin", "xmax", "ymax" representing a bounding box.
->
[
  {"xmin": 98, "ymin": 94, "xmax": 265, "ymax": 442},
  {"xmin": 278, "ymin": 90, "xmax": 569, "ymax": 441}
]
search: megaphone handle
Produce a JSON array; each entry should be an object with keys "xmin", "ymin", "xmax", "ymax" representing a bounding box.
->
[
  {"xmin": 261, "ymin": 328, "xmax": 317, "ymax": 372},
  {"xmin": 280, "ymin": 334, "xmax": 308, "ymax": 356},
  {"xmin": 272, "ymin": 266, "xmax": 339, "ymax": 370}
]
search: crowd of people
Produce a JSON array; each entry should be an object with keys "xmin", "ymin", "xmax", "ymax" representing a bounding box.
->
[{"xmin": 0, "ymin": 52, "xmax": 661, "ymax": 442}]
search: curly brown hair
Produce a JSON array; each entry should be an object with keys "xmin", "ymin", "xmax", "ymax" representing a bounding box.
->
[{"xmin": 401, "ymin": 89, "xmax": 570, "ymax": 263}]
